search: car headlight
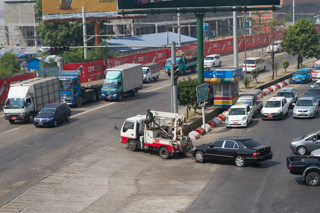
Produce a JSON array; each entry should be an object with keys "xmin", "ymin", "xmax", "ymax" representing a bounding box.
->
[
  {"xmin": 277, "ymin": 109, "xmax": 281, "ymax": 114},
  {"xmin": 310, "ymin": 109, "xmax": 314, "ymax": 113},
  {"xmin": 112, "ymin": 94, "xmax": 118, "ymax": 97},
  {"xmin": 261, "ymin": 109, "xmax": 264, "ymax": 114},
  {"xmin": 242, "ymin": 116, "xmax": 247, "ymax": 120}
]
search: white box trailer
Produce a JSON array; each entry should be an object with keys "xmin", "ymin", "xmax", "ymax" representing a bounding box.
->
[
  {"xmin": 3, "ymin": 77, "xmax": 60, "ymax": 123},
  {"xmin": 102, "ymin": 64, "xmax": 143, "ymax": 101}
]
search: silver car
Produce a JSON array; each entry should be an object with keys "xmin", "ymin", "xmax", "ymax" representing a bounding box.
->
[
  {"xmin": 290, "ymin": 130, "xmax": 320, "ymax": 155},
  {"xmin": 293, "ymin": 97, "xmax": 319, "ymax": 118},
  {"xmin": 275, "ymin": 87, "xmax": 298, "ymax": 108}
]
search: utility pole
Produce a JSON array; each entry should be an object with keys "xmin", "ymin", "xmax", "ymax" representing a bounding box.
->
[
  {"xmin": 82, "ymin": 7, "xmax": 87, "ymax": 59},
  {"xmin": 196, "ymin": 13, "xmax": 205, "ymax": 84},
  {"xmin": 249, "ymin": 7, "xmax": 252, "ymax": 35},
  {"xmin": 170, "ymin": 41, "xmax": 178, "ymax": 113},
  {"xmin": 244, "ymin": 11, "xmax": 247, "ymax": 77},
  {"xmin": 233, "ymin": 7, "xmax": 238, "ymax": 68},
  {"xmin": 293, "ymin": 0, "xmax": 295, "ymax": 24},
  {"xmin": 177, "ymin": 8, "xmax": 181, "ymax": 46}
]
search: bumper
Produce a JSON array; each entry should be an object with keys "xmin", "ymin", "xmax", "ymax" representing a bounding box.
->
[
  {"xmin": 61, "ymin": 98, "xmax": 74, "ymax": 105},
  {"xmin": 245, "ymin": 153, "xmax": 273, "ymax": 164},
  {"xmin": 101, "ymin": 93, "xmax": 119, "ymax": 100},
  {"xmin": 261, "ymin": 112, "xmax": 283, "ymax": 119},
  {"xmin": 292, "ymin": 79, "xmax": 307, "ymax": 83},
  {"xmin": 290, "ymin": 145, "xmax": 297, "ymax": 153},
  {"xmin": 293, "ymin": 111, "xmax": 315, "ymax": 118},
  {"xmin": 4, "ymin": 114, "xmax": 28, "ymax": 121},
  {"xmin": 34, "ymin": 120, "xmax": 54, "ymax": 127},
  {"xmin": 225, "ymin": 120, "xmax": 247, "ymax": 127}
]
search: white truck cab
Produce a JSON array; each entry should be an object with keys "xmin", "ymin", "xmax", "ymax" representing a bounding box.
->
[
  {"xmin": 225, "ymin": 104, "xmax": 253, "ymax": 128},
  {"xmin": 142, "ymin": 63, "xmax": 160, "ymax": 83},
  {"xmin": 120, "ymin": 111, "xmax": 193, "ymax": 159},
  {"xmin": 236, "ymin": 89, "xmax": 263, "ymax": 117}
]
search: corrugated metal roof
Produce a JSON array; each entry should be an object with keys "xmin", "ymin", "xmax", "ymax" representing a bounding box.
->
[{"xmin": 104, "ymin": 32, "xmax": 196, "ymax": 52}]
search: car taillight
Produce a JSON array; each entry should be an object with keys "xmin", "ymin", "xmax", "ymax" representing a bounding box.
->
[
  {"xmin": 252, "ymin": 65, "xmax": 256, "ymax": 68},
  {"xmin": 252, "ymin": 152, "xmax": 261, "ymax": 157},
  {"xmin": 243, "ymin": 65, "xmax": 245, "ymax": 67},
  {"xmin": 269, "ymin": 148, "xmax": 272, "ymax": 153},
  {"xmin": 289, "ymin": 163, "xmax": 292, "ymax": 170}
]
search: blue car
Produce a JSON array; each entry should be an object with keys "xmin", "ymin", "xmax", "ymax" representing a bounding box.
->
[
  {"xmin": 292, "ymin": 68, "xmax": 312, "ymax": 83},
  {"xmin": 34, "ymin": 103, "xmax": 71, "ymax": 127}
]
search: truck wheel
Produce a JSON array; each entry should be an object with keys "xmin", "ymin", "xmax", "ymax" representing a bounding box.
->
[
  {"xmin": 128, "ymin": 140, "xmax": 137, "ymax": 151},
  {"xmin": 118, "ymin": 94, "xmax": 123, "ymax": 102},
  {"xmin": 195, "ymin": 151, "xmax": 205, "ymax": 163},
  {"xmin": 159, "ymin": 147, "xmax": 170, "ymax": 159},
  {"xmin": 9, "ymin": 120, "xmax": 15, "ymax": 124},
  {"xmin": 167, "ymin": 72, "xmax": 171, "ymax": 77},
  {"xmin": 235, "ymin": 156, "xmax": 246, "ymax": 167},
  {"xmin": 148, "ymin": 78, "xmax": 151, "ymax": 83},
  {"xmin": 91, "ymin": 91, "xmax": 97, "ymax": 102},
  {"xmin": 28, "ymin": 114, "xmax": 34, "ymax": 123},
  {"xmin": 297, "ymin": 146, "xmax": 307, "ymax": 155},
  {"xmin": 306, "ymin": 172, "xmax": 320, "ymax": 186},
  {"xmin": 154, "ymin": 76, "xmax": 158, "ymax": 81},
  {"xmin": 96, "ymin": 90, "xmax": 101, "ymax": 100},
  {"xmin": 76, "ymin": 97, "xmax": 82, "ymax": 107},
  {"xmin": 132, "ymin": 89, "xmax": 138, "ymax": 97}
]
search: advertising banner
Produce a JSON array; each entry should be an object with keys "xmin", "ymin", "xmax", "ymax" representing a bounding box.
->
[
  {"xmin": 118, "ymin": 0, "xmax": 280, "ymax": 10},
  {"xmin": 0, "ymin": 73, "xmax": 35, "ymax": 106},
  {"xmin": 43, "ymin": 0, "xmax": 117, "ymax": 15}
]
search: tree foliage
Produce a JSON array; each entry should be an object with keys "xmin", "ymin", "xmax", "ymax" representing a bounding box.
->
[
  {"xmin": 242, "ymin": 76, "xmax": 251, "ymax": 89},
  {"xmin": 177, "ymin": 77, "xmax": 201, "ymax": 118},
  {"xmin": 282, "ymin": 19, "xmax": 320, "ymax": 69},
  {"xmin": 281, "ymin": 59, "xmax": 289, "ymax": 72},
  {"xmin": 0, "ymin": 51, "xmax": 22, "ymax": 77},
  {"xmin": 35, "ymin": 0, "xmax": 42, "ymax": 17},
  {"xmin": 250, "ymin": 69, "xmax": 259, "ymax": 83}
]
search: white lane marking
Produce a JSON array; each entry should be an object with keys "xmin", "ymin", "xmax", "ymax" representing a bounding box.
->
[
  {"xmin": 140, "ymin": 84, "xmax": 171, "ymax": 94},
  {"xmin": 72, "ymin": 102, "xmax": 116, "ymax": 117},
  {"xmin": 2, "ymin": 124, "xmax": 28, "ymax": 134}
]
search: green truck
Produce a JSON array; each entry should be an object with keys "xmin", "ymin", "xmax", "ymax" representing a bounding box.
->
[{"xmin": 165, "ymin": 50, "xmax": 197, "ymax": 76}]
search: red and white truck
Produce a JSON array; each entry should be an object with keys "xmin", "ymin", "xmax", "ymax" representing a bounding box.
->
[
  {"xmin": 120, "ymin": 111, "xmax": 193, "ymax": 159},
  {"xmin": 312, "ymin": 60, "xmax": 320, "ymax": 81}
]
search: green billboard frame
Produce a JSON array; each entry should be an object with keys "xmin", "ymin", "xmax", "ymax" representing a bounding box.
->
[{"xmin": 118, "ymin": 0, "xmax": 280, "ymax": 10}]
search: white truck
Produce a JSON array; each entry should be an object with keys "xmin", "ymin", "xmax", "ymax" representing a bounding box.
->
[
  {"xmin": 120, "ymin": 110, "xmax": 193, "ymax": 159},
  {"xmin": 102, "ymin": 64, "xmax": 143, "ymax": 101},
  {"xmin": 3, "ymin": 77, "xmax": 60, "ymax": 124},
  {"xmin": 142, "ymin": 63, "xmax": 161, "ymax": 83},
  {"xmin": 236, "ymin": 89, "xmax": 263, "ymax": 117}
]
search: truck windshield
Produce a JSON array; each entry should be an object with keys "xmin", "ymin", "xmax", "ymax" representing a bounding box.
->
[
  {"xmin": 142, "ymin": 68, "xmax": 147, "ymax": 74},
  {"xmin": 38, "ymin": 108, "xmax": 56, "ymax": 115},
  {"xmin": 264, "ymin": 101, "xmax": 281, "ymax": 108},
  {"xmin": 166, "ymin": 59, "xmax": 180, "ymax": 65},
  {"xmin": 60, "ymin": 80, "xmax": 71, "ymax": 91},
  {"xmin": 229, "ymin": 108, "xmax": 246, "ymax": 115},
  {"xmin": 4, "ymin": 98, "xmax": 25, "ymax": 109},
  {"xmin": 102, "ymin": 81, "xmax": 119, "ymax": 89}
]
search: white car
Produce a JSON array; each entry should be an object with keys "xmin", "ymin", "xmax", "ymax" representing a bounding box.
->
[
  {"xmin": 261, "ymin": 97, "xmax": 289, "ymax": 120},
  {"xmin": 242, "ymin": 57, "xmax": 266, "ymax": 72},
  {"xmin": 225, "ymin": 104, "xmax": 253, "ymax": 128},
  {"xmin": 311, "ymin": 80, "xmax": 320, "ymax": 88},
  {"xmin": 204, "ymin": 54, "xmax": 222, "ymax": 68},
  {"xmin": 266, "ymin": 40, "xmax": 283, "ymax": 53}
]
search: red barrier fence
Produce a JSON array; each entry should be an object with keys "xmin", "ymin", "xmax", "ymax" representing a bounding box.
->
[{"xmin": 0, "ymin": 73, "xmax": 35, "ymax": 106}]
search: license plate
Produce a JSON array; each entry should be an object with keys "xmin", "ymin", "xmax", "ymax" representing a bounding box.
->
[
  {"xmin": 268, "ymin": 115, "xmax": 273, "ymax": 118},
  {"xmin": 107, "ymin": 96, "xmax": 111, "ymax": 99},
  {"xmin": 233, "ymin": 122, "xmax": 238, "ymax": 124},
  {"xmin": 297, "ymin": 79, "xmax": 300, "ymax": 82},
  {"xmin": 39, "ymin": 122, "xmax": 43, "ymax": 125},
  {"xmin": 12, "ymin": 117, "xmax": 16, "ymax": 120}
]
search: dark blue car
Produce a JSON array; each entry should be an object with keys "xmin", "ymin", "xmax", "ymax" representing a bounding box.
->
[{"xmin": 34, "ymin": 103, "xmax": 71, "ymax": 127}]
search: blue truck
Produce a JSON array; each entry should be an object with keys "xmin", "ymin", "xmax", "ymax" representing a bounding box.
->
[
  {"xmin": 59, "ymin": 70, "xmax": 103, "ymax": 107},
  {"xmin": 101, "ymin": 64, "xmax": 143, "ymax": 101},
  {"xmin": 165, "ymin": 50, "xmax": 197, "ymax": 76}
]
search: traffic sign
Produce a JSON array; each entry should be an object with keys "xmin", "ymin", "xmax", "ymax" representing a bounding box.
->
[{"xmin": 196, "ymin": 83, "xmax": 209, "ymax": 103}]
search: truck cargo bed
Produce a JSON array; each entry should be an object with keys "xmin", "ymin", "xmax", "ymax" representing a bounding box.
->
[{"xmin": 81, "ymin": 79, "xmax": 104, "ymax": 88}]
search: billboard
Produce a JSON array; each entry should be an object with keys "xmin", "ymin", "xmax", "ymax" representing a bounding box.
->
[
  {"xmin": 118, "ymin": 0, "xmax": 280, "ymax": 10},
  {"xmin": 43, "ymin": 0, "xmax": 117, "ymax": 15}
]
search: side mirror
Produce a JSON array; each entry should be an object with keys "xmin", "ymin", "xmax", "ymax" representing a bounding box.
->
[
  {"xmin": 208, "ymin": 144, "xmax": 214, "ymax": 148},
  {"xmin": 292, "ymin": 103, "xmax": 296, "ymax": 106},
  {"xmin": 311, "ymin": 85, "xmax": 314, "ymax": 88}
]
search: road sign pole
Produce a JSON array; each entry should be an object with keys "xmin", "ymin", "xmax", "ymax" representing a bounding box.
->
[{"xmin": 201, "ymin": 103, "xmax": 206, "ymax": 128}]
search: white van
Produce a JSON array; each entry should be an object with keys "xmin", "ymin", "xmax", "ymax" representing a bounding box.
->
[{"xmin": 242, "ymin": 57, "xmax": 266, "ymax": 72}]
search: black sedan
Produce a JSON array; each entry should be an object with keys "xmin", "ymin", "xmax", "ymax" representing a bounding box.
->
[{"xmin": 191, "ymin": 136, "xmax": 273, "ymax": 167}]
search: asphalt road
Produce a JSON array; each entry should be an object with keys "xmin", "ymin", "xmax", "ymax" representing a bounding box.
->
[
  {"xmin": 0, "ymin": 49, "xmax": 316, "ymax": 211},
  {"xmin": 183, "ymin": 81, "xmax": 320, "ymax": 213}
]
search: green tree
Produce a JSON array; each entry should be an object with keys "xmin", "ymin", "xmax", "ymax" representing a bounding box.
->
[
  {"xmin": 61, "ymin": 49, "xmax": 86, "ymax": 64},
  {"xmin": 250, "ymin": 69, "xmax": 259, "ymax": 83},
  {"xmin": 242, "ymin": 76, "xmax": 251, "ymax": 89},
  {"xmin": 35, "ymin": 0, "xmax": 42, "ymax": 16},
  {"xmin": 0, "ymin": 51, "xmax": 22, "ymax": 77},
  {"xmin": 37, "ymin": 52, "xmax": 57, "ymax": 68},
  {"xmin": 87, "ymin": 44, "xmax": 119, "ymax": 61},
  {"xmin": 177, "ymin": 77, "xmax": 201, "ymax": 118},
  {"xmin": 282, "ymin": 59, "xmax": 289, "ymax": 72},
  {"xmin": 282, "ymin": 19, "xmax": 320, "ymax": 69}
]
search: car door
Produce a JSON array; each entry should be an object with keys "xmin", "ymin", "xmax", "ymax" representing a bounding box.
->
[
  {"xmin": 219, "ymin": 140, "xmax": 237, "ymax": 162},
  {"xmin": 121, "ymin": 120, "xmax": 136, "ymax": 143},
  {"xmin": 205, "ymin": 140, "xmax": 224, "ymax": 160},
  {"xmin": 314, "ymin": 98, "xmax": 319, "ymax": 113},
  {"xmin": 247, "ymin": 106, "xmax": 252, "ymax": 121},
  {"xmin": 55, "ymin": 106, "xmax": 63, "ymax": 122},
  {"xmin": 292, "ymin": 90, "xmax": 297, "ymax": 103},
  {"xmin": 282, "ymin": 99, "xmax": 289, "ymax": 114},
  {"xmin": 309, "ymin": 134, "xmax": 320, "ymax": 151}
]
